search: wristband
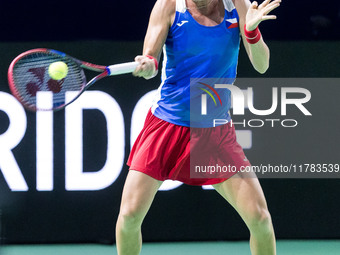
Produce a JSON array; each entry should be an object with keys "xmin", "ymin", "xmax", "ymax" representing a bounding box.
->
[
  {"xmin": 244, "ymin": 24, "xmax": 262, "ymax": 44},
  {"xmin": 146, "ymin": 55, "xmax": 158, "ymax": 71}
]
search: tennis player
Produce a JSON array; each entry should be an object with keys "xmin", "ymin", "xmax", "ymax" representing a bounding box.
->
[{"xmin": 116, "ymin": 0, "xmax": 280, "ymax": 254}]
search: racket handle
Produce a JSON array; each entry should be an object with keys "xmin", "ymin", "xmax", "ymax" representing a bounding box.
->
[{"xmin": 106, "ymin": 62, "xmax": 139, "ymax": 76}]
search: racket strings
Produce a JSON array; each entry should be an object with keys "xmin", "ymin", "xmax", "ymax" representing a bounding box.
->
[{"xmin": 12, "ymin": 52, "xmax": 86, "ymax": 109}]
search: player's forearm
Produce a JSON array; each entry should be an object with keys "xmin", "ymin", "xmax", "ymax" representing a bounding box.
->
[
  {"xmin": 236, "ymin": 0, "xmax": 280, "ymax": 74},
  {"xmin": 247, "ymin": 38, "xmax": 270, "ymax": 74},
  {"xmin": 143, "ymin": 0, "xmax": 174, "ymax": 60},
  {"xmin": 143, "ymin": 27, "xmax": 167, "ymax": 62},
  {"xmin": 134, "ymin": 0, "xmax": 174, "ymax": 79},
  {"xmin": 136, "ymin": 26, "xmax": 167, "ymax": 79}
]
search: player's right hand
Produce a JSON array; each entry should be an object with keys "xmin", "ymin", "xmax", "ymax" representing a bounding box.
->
[{"xmin": 133, "ymin": 55, "xmax": 157, "ymax": 80}]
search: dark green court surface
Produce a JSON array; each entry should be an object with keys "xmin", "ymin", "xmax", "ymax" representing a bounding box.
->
[{"xmin": 2, "ymin": 240, "xmax": 340, "ymax": 255}]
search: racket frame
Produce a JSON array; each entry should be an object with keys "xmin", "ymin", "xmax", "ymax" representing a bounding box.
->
[{"xmin": 8, "ymin": 48, "xmax": 137, "ymax": 111}]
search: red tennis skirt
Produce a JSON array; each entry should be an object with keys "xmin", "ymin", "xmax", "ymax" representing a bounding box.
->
[{"xmin": 127, "ymin": 110, "xmax": 251, "ymax": 186}]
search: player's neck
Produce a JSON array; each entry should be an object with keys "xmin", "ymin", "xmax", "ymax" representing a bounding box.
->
[{"xmin": 187, "ymin": 0, "xmax": 219, "ymax": 14}]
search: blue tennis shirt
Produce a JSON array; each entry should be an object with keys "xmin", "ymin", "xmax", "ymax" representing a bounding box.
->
[{"xmin": 151, "ymin": 0, "xmax": 240, "ymax": 127}]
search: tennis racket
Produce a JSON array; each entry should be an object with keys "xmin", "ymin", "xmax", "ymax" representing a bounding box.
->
[{"xmin": 8, "ymin": 48, "xmax": 139, "ymax": 111}]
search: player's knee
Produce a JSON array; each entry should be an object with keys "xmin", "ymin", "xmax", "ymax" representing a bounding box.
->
[
  {"xmin": 247, "ymin": 207, "xmax": 273, "ymax": 234},
  {"xmin": 117, "ymin": 207, "xmax": 144, "ymax": 231}
]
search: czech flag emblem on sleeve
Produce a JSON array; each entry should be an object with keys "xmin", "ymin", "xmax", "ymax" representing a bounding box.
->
[{"xmin": 226, "ymin": 18, "xmax": 238, "ymax": 29}]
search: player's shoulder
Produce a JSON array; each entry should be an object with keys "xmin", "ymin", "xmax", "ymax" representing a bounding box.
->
[
  {"xmin": 154, "ymin": 0, "xmax": 176, "ymax": 19},
  {"xmin": 156, "ymin": 0, "xmax": 176, "ymax": 13},
  {"xmin": 233, "ymin": 0, "xmax": 251, "ymax": 19},
  {"xmin": 164, "ymin": 0, "xmax": 176, "ymax": 7},
  {"xmin": 233, "ymin": 0, "xmax": 251, "ymax": 9}
]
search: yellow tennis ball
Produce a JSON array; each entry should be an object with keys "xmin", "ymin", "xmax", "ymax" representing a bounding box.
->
[{"xmin": 48, "ymin": 61, "xmax": 68, "ymax": 80}]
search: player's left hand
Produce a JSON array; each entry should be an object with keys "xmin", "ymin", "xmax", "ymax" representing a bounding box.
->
[{"xmin": 245, "ymin": 0, "xmax": 281, "ymax": 30}]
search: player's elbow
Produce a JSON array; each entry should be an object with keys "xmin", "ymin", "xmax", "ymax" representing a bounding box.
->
[
  {"xmin": 257, "ymin": 65, "xmax": 269, "ymax": 74},
  {"xmin": 254, "ymin": 62, "xmax": 269, "ymax": 74},
  {"xmin": 250, "ymin": 48, "xmax": 270, "ymax": 74}
]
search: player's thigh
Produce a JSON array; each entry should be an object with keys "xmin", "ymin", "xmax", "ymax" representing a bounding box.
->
[
  {"xmin": 119, "ymin": 170, "xmax": 163, "ymax": 219},
  {"xmin": 213, "ymin": 171, "xmax": 269, "ymax": 226}
]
